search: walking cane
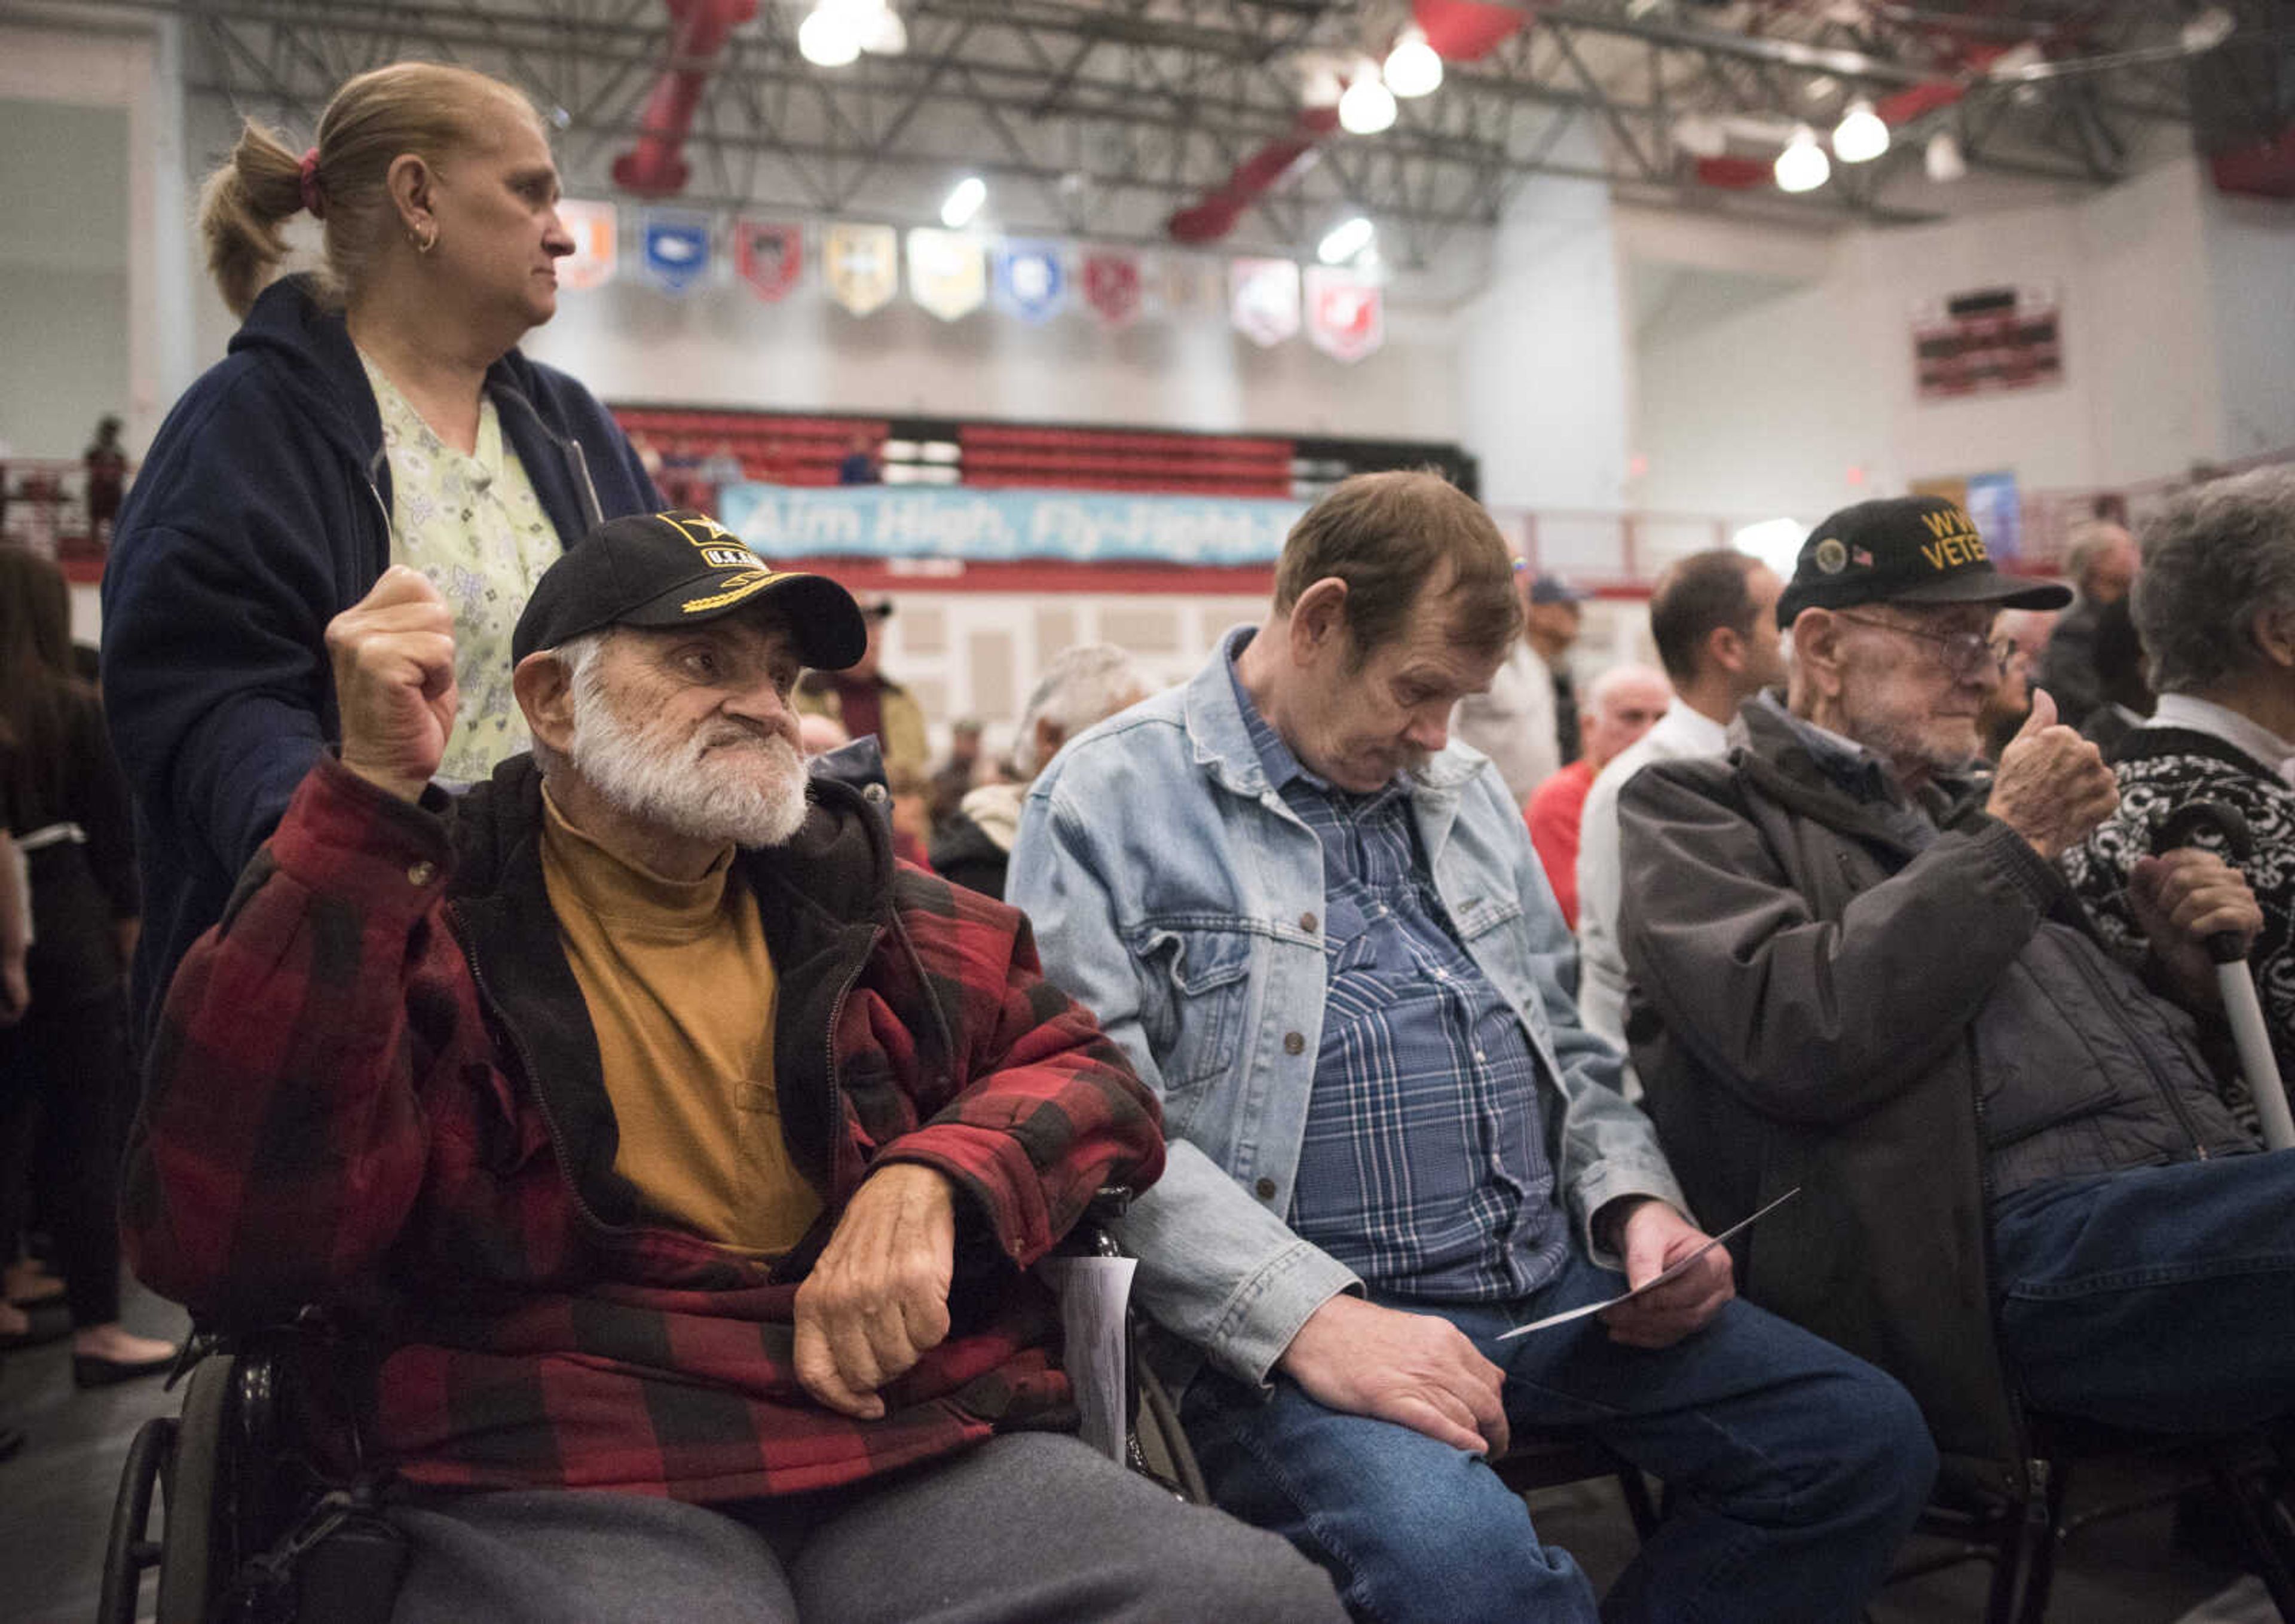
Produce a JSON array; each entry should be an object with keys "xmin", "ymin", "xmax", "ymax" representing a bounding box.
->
[{"xmin": 2152, "ymin": 800, "xmax": 2294, "ymax": 1152}]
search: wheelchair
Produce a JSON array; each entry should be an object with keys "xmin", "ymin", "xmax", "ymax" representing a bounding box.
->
[
  {"xmin": 100, "ymin": 1192, "xmax": 1207, "ymax": 1623},
  {"xmin": 103, "ymin": 1209, "xmax": 1664, "ymax": 1624},
  {"xmin": 99, "ymin": 1317, "xmax": 404, "ymax": 1624}
]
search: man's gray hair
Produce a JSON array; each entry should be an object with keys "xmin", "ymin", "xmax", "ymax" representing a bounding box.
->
[
  {"xmin": 2132, "ymin": 466, "xmax": 2295, "ymax": 696},
  {"xmin": 527, "ymin": 628, "xmax": 611, "ymax": 774},
  {"xmin": 1014, "ymin": 643, "xmax": 1147, "ymax": 778}
]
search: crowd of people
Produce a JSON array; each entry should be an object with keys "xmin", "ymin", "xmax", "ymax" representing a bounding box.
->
[{"xmin": 5, "ymin": 50, "xmax": 2294, "ymax": 1624}]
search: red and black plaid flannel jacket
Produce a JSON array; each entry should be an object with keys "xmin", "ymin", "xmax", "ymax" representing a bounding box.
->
[{"xmin": 124, "ymin": 755, "xmax": 1164, "ymax": 1501}]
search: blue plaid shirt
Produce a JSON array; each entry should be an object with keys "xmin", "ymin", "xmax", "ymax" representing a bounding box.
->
[{"xmin": 1227, "ymin": 648, "xmax": 1568, "ymax": 1302}]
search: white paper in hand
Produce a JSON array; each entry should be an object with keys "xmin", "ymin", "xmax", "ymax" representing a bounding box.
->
[
  {"xmin": 1035, "ymin": 1255, "xmax": 1137, "ymax": 1462},
  {"xmin": 1498, "ymin": 1188, "xmax": 1801, "ymax": 1341}
]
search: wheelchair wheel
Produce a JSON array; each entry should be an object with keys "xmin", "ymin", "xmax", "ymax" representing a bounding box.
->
[
  {"xmin": 97, "ymin": 1413, "xmax": 178, "ymax": 1624},
  {"xmin": 155, "ymin": 1353, "xmax": 238, "ymax": 1623}
]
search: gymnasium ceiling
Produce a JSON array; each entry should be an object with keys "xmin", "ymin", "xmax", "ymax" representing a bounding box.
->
[{"xmin": 63, "ymin": 0, "xmax": 2295, "ymax": 265}]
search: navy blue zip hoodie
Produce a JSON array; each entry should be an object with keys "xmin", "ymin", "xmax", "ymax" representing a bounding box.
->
[{"xmin": 102, "ymin": 274, "xmax": 662, "ymax": 1044}]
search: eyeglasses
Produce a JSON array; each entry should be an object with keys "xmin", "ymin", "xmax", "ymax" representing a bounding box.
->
[{"xmin": 1832, "ymin": 611, "xmax": 2008, "ymax": 680}]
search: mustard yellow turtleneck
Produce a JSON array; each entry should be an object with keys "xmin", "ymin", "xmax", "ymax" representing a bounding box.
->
[{"xmin": 539, "ymin": 787, "xmax": 822, "ymax": 1254}]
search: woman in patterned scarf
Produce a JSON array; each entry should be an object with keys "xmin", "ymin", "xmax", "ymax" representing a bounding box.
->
[{"xmin": 2064, "ymin": 466, "xmax": 2295, "ymax": 1130}]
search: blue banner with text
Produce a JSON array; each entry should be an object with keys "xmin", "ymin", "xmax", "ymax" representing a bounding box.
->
[{"xmin": 718, "ymin": 483, "xmax": 1305, "ymax": 566}]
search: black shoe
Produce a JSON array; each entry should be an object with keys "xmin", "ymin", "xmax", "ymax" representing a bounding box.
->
[
  {"xmin": 0, "ymin": 1307, "xmax": 69, "ymax": 1353},
  {"xmin": 72, "ymin": 1349, "xmax": 178, "ymax": 1388}
]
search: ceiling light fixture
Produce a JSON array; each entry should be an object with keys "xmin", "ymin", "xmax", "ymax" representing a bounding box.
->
[
  {"xmin": 2182, "ymin": 7, "xmax": 2236, "ymax": 51},
  {"xmin": 1671, "ymin": 114, "xmax": 1728, "ymax": 158},
  {"xmin": 1924, "ymin": 130, "xmax": 1967, "ymax": 183},
  {"xmin": 798, "ymin": 3, "xmax": 862, "ymax": 67},
  {"xmin": 1318, "ymin": 215, "xmax": 1375, "ymax": 264},
  {"xmin": 1832, "ymin": 99, "xmax": 1889, "ymax": 163},
  {"xmin": 1382, "ymin": 26, "xmax": 1443, "ymax": 99},
  {"xmin": 1774, "ymin": 126, "xmax": 1830, "ymax": 192},
  {"xmin": 940, "ymin": 175, "xmax": 986, "ymax": 229},
  {"xmin": 1338, "ymin": 68, "xmax": 1398, "ymax": 135},
  {"xmin": 857, "ymin": 1, "xmax": 907, "ymax": 57}
]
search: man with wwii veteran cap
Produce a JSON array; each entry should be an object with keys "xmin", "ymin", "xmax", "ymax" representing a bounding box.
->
[
  {"xmin": 121, "ymin": 510, "xmax": 1342, "ymax": 1623},
  {"xmin": 1612, "ymin": 493, "xmax": 2295, "ymax": 1495}
]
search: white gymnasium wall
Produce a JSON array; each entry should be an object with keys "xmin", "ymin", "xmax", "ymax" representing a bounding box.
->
[
  {"xmin": 1456, "ymin": 118, "xmax": 1634, "ymax": 522},
  {"xmin": 1623, "ymin": 159, "xmax": 2243, "ymax": 527},
  {"xmin": 0, "ymin": 96, "xmax": 128, "ymax": 460},
  {"xmin": 2202, "ymin": 186, "xmax": 2295, "ymax": 463},
  {"xmin": 0, "ymin": 18, "xmax": 197, "ymax": 458}
]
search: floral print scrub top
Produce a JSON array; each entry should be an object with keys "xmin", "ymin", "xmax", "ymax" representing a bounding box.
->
[{"xmin": 360, "ymin": 353, "xmax": 565, "ymax": 782}]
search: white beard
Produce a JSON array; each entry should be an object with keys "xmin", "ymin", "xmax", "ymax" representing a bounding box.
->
[{"xmin": 567, "ymin": 665, "xmax": 811, "ymax": 849}]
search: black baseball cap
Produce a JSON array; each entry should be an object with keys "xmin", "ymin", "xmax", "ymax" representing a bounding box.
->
[
  {"xmin": 1527, "ymin": 571, "xmax": 1583, "ymax": 607},
  {"xmin": 1775, "ymin": 496, "xmax": 2071, "ymax": 628},
  {"xmin": 512, "ymin": 510, "xmax": 868, "ymax": 669}
]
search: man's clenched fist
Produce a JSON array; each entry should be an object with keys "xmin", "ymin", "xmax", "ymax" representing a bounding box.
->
[{"xmin": 325, "ymin": 566, "xmax": 459, "ymax": 803}]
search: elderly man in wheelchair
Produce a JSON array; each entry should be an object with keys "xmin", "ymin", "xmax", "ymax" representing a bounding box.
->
[{"xmin": 112, "ymin": 512, "xmax": 1343, "ymax": 1624}]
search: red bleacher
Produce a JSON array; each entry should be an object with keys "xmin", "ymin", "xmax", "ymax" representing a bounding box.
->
[
  {"xmin": 959, "ymin": 424, "xmax": 1293, "ymax": 497},
  {"xmin": 612, "ymin": 406, "xmax": 890, "ymax": 488},
  {"xmin": 608, "ymin": 406, "xmax": 1299, "ymax": 498}
]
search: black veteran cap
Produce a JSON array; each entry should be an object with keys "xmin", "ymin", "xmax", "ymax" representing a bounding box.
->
[
  {"xmin": 1775, "ymin": 496, "xmax": 2073, "ymax": 628},
  {"xmin": 513, "ymin": 510, "xmax": 868, "ymax": 669}
]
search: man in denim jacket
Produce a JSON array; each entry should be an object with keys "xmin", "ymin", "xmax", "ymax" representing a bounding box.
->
[{"xmin": 1010, "ymin": 473, "xmax": 1934, "ymax": 1624}]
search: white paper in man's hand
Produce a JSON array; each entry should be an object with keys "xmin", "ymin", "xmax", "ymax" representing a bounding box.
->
[
  {"xmin": 1035, "ymin": 1255, "xmax": 1137, "ymax": 1461},
  {"xmin": 1498, "ymin": 1188, "xmax": 1801, "ymax": 1342}
]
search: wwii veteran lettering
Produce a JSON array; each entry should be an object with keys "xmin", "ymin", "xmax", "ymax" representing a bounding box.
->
[
  {"xmin": 512, "ymin": 509, "xmax": 870, "ymax": 666},
  {"xmin": 1776, "ymin": 496, "xmax": 2070, "ymax": 625}
]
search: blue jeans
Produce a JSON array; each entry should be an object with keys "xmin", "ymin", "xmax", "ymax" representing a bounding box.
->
[
  {"xmin": 1994, "ymin": 1149, "xmax": 2295, "ymax": 1435},
  {"xmin": 1179, "ymin": 1246, "xmax": 1935, "ymax": 1624}
]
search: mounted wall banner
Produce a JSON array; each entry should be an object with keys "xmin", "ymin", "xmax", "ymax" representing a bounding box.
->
[
  {"xmin": 1912, "ymin": 285, "xmax": 2063, "ymax": 400},
  {"xmin": 638, "ymin": 210, "xmax": 714, "ymax": 295},
  {"xmin": 735, "ymin": 219, "xmax": 804, "ymax": 302},
  {"xmin": 719, "ymin": 482, "xmax": 1306, "ymax": 566},
  {"xmin": 1159, "ymin": 256, "xmax": 1213, "ymax": 313},
  {"xmin": 1229, "ymin": 257, "xmax": 1301, "ymax": 347},
  {"xmin": 825, "ymin": 223, "xmax": 899, "ymax": 316},
  {"xmin": 908, "ymin": 228, "xmax": 989, "ymax": 322},
  {"xmin": 994, "ymin": 240, "xmax": 1067, "ymax": 323},
  {"xmin": 1082, "ymin": 250, "xmax": 1143, "ymax": 328},
  {"xmin": 1305, "ymin": 267, "xmax": 1385, "ymax": 363},
  {"xmin": 556, "ymin": 200, "xmax": 618, "ymax": 290}
]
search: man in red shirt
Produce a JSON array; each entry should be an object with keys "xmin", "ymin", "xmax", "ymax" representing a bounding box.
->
[{"xmin": 1526, "ymin": 662, "xmax": 1670, "ymax": 927}]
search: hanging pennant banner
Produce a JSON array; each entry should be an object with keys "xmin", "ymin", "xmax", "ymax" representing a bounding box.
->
[
  {"xmin": 1082, "ymin": 250, "xmax": 1143, "ymax": 328},
  {"xmin": 556, "ymin": 200, "xmax": 617, "ymax": 291},
  {"xmin": 734, "ymin": 219, "xmax": 804, "ymax": 302},
  {"xmin": 994, "ymin": 240, "xmax": 1067, "ymax": 323},
  {"xmin": 1229, "ymin": 257, "xmax": 1300, "ymax": 348},
  {"xmin": 1305, "ymin": 267, "xmax": 1385, "ymax": 363},
  {"xmin": 825, "ymin": 222, "xmax": 899, "ymax": 317},
  {"xmin": 639, "ymin": 210, "xmax": 712, "ymax": 295},
  {"xmin": 907, "ymin": 228, "xmax": 987, "ymax": 322},
  {"xmin": 1158, "ymin": 256, "xmax": 1211, "ymax": 313}
]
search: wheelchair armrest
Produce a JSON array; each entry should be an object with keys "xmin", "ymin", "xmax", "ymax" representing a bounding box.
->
[{"xmin": 1054, "ymin": 1186, "xmax": 1133, "ymax": 1258}]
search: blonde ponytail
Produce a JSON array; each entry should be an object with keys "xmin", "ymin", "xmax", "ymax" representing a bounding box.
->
[
  {"xmin": 197, "ymin": 63, "xmax": 541, "ymax": 320},
  {"xmin": 198, "ymin": 118, "xmax": 307, "ymax": 319}
]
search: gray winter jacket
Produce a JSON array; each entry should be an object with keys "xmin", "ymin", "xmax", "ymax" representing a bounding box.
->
[{"xmin": 1615, "ymin": 693, "xmax": 2251, "ymax": 1493}]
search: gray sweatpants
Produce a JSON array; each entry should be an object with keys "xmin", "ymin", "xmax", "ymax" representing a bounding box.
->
[{"xmin": 387, "ymin": 1432, "xmax": 1344, "ymax": 1623}]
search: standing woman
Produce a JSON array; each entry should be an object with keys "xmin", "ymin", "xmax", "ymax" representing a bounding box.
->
[
  {"xmin": 102, "ymin": 62, "xmax": 660, "ymax": 1039},
  {"xmin": 0, "ymin": 548, "xmax": 175, "ymax": 1383}
]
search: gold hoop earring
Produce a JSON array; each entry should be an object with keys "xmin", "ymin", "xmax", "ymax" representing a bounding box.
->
[{"xmin": 409, "ymin": 222, "xmax": 437, "ymax": 255}]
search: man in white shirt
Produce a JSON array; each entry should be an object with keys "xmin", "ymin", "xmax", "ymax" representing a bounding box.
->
[
  {"xmin": 1577, "ymin": 550, "xmax": 1787, "ymax": 1060},
  {"xmin": 1449, "ymin": 566, "xmax": 1574, "ymax": 803}
]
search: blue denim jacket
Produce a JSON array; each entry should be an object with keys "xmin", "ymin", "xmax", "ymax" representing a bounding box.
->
[{"xmin": 1010, "ymin": 635, "xmax": 1690, "ymax": 1388}]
